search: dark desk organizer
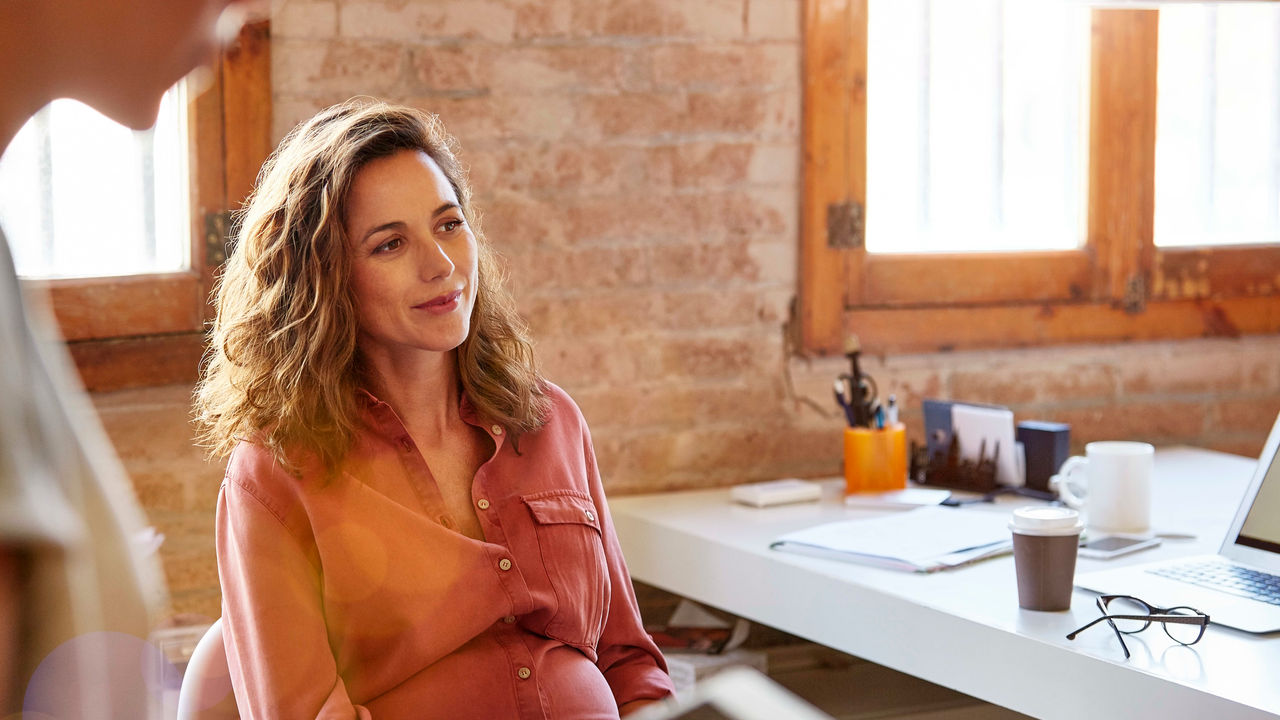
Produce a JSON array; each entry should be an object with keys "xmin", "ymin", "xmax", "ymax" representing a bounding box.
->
[{"xmin": 908, "ymin": 434, "xmax": 1000, "ymax": 492}]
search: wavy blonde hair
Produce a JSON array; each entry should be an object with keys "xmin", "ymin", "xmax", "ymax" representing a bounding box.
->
[{"xmin": 194, "ymin": 99, "xmax": 548, "ymax": 472}]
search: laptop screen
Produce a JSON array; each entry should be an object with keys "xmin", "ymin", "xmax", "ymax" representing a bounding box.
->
[{"xmin": 1236, "ymin": 447, "xmax": 1280, "ymax": 554}]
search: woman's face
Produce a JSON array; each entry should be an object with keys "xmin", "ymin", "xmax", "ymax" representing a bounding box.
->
[{"xmin": 343, "ymin": 149, "xmax": 478, "ymax": 366}]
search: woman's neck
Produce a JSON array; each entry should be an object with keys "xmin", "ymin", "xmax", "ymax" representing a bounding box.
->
[{"xmin": 361, "ymin": 348, "xmax": 462, "ymax": 442}]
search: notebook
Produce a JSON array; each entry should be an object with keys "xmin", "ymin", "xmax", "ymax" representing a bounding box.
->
[
  {"xmin": 1076, "ymin": 412, "xmax": 1280, "ymax": 633},
  {"xmin": 770, "ymin": 505, "xmax": 1013, "ymax": 573}
]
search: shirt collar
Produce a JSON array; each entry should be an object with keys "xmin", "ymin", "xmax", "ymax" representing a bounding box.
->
[{"xmin": 357, "ymin": 386, "xmax": 506, "ymax": 448}]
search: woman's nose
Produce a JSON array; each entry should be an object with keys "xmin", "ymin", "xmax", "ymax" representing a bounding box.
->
[{"xmin": 417, "ymin": 239, "xmax": 455, "ymax": 281}]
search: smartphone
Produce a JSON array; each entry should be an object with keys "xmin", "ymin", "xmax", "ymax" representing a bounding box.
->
[{"xmin": 1078, "ymin": 534, "xmax": 1162, "ymax": 560}]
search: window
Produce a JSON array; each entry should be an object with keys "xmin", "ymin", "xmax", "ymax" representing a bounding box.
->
[
  {"xmin": 2, "ymin": 22, "xmax": 272, "ymax": 390},
  {"xmin": 800, "ymin": 1, "xmax": 1280, "ymax": 355},
  {"xmin": 0, "ymin": 90, "xmax": 190, "ymax": 279}
]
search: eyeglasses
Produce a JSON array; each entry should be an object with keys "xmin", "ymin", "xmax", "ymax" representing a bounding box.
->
[{"xmin": 1066, "ymin": 594, "xmax": 1209, "ymax": 659}]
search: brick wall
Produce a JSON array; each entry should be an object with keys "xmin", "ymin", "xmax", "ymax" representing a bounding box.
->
[{"xmin": 89, "ymin": 0, "xmax": 1280, "ymax": 619}]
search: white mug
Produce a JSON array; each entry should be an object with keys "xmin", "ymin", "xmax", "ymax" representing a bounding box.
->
[{"xmin": 1049, "ymin": 441, "xmax": 1154, "ymax": 534}]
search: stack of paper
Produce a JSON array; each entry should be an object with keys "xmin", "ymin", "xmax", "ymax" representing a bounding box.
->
[{"xmin": 770, "ymin": 506, "xmax": 1012, "ymax": 573}]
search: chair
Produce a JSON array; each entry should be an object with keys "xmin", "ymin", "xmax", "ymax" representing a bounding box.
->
[{"xmin": 176, "ymin": 618, "xmax": 240, "ymax": 720}]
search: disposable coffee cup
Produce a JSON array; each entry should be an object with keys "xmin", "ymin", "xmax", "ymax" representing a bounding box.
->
[{"xmin": 1010, "ymin": 507, "xmax": 1083, "ymax": 611}]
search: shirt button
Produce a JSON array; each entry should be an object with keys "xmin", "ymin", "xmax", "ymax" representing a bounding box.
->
[
  {"xmin": 477, "ymin": 499, "xmax": 490, "ymax": 510},
  {"xmin": 517, "ymin": 667, "xmax": 531, "ymax": 680},
  {"xmin": 491, "ymin": 424, "xmax": 503, "ymax": 435},
  {"xmin": 503, "ymin": 615, "xmax": 516, "ymax": 624},
  {"xmin": 585, "ymin": 509, "xmax": 595, "ymax": 522},
  {"xmin": 498, "ymin": 558, "xmax": 512, "ymax": 571}
]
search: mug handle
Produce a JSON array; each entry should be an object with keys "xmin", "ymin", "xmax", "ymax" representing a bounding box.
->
[{"xmin": 1050, "ymin": 456, "xmax": 1088, "ymax": 510}]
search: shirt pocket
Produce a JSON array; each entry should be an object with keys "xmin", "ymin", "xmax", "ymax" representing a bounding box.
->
[{"xmin": 522, "ymin": 490, "xmax": 611, "ymax": 651}]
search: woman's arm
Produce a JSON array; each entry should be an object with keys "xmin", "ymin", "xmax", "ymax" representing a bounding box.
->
[
  {"xmin": 217, "ymin": 473, "xmax": 372, "ymax": 719},
  {"xmin": 580, "ymin": 430, "xmax": 677, "ymax": 709}
]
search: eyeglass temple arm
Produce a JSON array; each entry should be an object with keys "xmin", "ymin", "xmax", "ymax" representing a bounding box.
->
[
  {"xmin": 1141, "ymin": 613, "xmax": 1208, "ymax": 625},
  {"xmin": 1067, "ymin": 612, "xmax": 1207, "ymax": 640},
  {"xmin": 1066, "ymin": 614, "xmax": 1119, "ymax": 640}
]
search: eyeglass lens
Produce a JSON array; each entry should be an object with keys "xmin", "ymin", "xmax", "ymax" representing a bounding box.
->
[{"xmin": 1102, "ymin": 596, "xmax": 1152, "ymax": 633}]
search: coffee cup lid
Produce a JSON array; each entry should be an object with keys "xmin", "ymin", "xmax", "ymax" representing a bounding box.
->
[{"xmin": 1009, "ymin": 506, "xmax": 1083, "ymax": 536}]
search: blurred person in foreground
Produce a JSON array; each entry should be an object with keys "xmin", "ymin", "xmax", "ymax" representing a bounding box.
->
[
  {"xmin": 193, "ymin": 98, "xmax": 674, "ymax": 718},
  {"xmin": 0, "ymin": 0, "xmax": 258, "ymax": 715}
]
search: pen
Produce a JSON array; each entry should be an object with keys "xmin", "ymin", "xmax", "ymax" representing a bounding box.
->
[
  {"xmin": 875, "ymin": 404, "xmax": 885, "ymax": 429},
  {"xmin": 833, "ymin": 378, "xmax": 857, "ymax": 427},
  {"xmin": 887, "ymin": 394, "xmax": 898, "ymax": 425}
]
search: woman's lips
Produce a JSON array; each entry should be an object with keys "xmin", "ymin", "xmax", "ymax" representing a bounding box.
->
[{"xmin": 415, "ymin": 290, "xmax": 462, "ymax": 314}]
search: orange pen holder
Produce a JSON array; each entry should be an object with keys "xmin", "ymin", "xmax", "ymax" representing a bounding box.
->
[{"xmin": 843, "ymin": 424, "xmax": 908, "ymax": 494}]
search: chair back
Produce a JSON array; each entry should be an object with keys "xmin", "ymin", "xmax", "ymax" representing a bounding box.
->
[{"xmin": 176, "ymin": 618, "xmax": 239, "ymax": 720}]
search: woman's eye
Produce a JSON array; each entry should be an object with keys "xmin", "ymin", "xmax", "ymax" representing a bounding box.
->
[
  {"xmin": 373, "ymin": 237, "xmax": 402, "ymax": 254},
  {"xmin": 440, "ymin": 219, "xmax": 463, "ymax": 233}
]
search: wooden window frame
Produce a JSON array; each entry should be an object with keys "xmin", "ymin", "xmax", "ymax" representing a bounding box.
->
[
  {"xmin": 19, "ymin": 22, "xmax": 273, "ymax": 391},
  {"xmin": 801, "ymin": 2, "xmax": 1280, "ymax": 355}
]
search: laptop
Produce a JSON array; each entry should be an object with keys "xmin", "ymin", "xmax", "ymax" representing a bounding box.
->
[{"xmin": 1076, "ymin": 413, "xmax": 1280, "ymax": 633}]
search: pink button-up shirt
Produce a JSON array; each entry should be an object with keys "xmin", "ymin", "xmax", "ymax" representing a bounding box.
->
[{"xmin": 216, "ymin": 383, "xmax": 673, "ymax": 719}]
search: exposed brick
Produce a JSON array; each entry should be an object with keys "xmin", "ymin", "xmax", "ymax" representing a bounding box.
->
[
  {"xmin": 563, "ymin": 194, "xmax": 700, "ymax": 244},
  {"xmin": 649, "ymin": 238, "xmax": 761, "ymax": 287},
  {"xmin": 271, "ymin": 93, "xmax": 353, "ymax": 142},
  {"xmin": 646, "ymin": 143, "xmax": 755, "ymax": 189},
  {"xmin": 1119, "ymin": 348, "xmax": 1244, "ymax": 396},
  {"xmin": 747, "ymin": 240, "xmax": 796, "ymax": 287},
  {"xmin": 648, "ymin": 43, "xmax": 798, "ymax": 90},
  {"xmin": 581, "ymin": 92, "xmax": 690, "ymax": 138},
  {"xmin": 574, "ymin": 0, "xmax": 745, "ymax": 39},
  {"xmin": 575, "ymin": 383, "xmax": 785, "ymax": 431},
  {"xmin": 1046, "ymin": 400, "xmax": 1207, "ymax": 447},
  {"xmin": 685, "ymin": 89, "xmax": 800, "ymax": 136},
  {"xmin": 746, "ymin": 143, "xmax": 799, "ymax": 186},
  {"xmin": 161, "ymin": 545, "xmax": 220, "ymax": 594},
  {"xmin": 473, "ymin": 192, "xmax": 566, "ymax": 250},
  {"xmin": 511, "ymin": 0, "xmax": 574, "ymax": 39},
  {"xmin": 488, "ymin": 46, "xmax": 626, "ymax": 93},
  {"xmin": 559, "ymin": 245, "xmax": 652, "ymax": 289},
  {"xmin": 951, "ymin": 365, "xmax": 1117, "ymax": 406},
  {"xmin": 469, "ymin": 144, "xmax": 646, "ymax": 197},
  {"xmin": 409, "ymin": 45, "xmax": 486, "ymax": 94},
  {"xmin": 579, "ymin": 89, "xmax": 798, "ymax": 140},
  {"xmin": 273, "ymin": 39, "xmax": 404, "ymax": 96},
  {"xmin": 746, "ymin": 0, "xmax": 800, "ymax": 40},
  {"xmin": 274, "ymin": 0, "xmax": 339, "ymax": 38},
  {"xmin": 661, "ymin": 336, "xmax": 772, "ymax": 380},
  {"xmin": 656, "ymin": 289, "xmax": 766, "ymax": 331},
  {"xmin": 167, "ymin": 589, "xmax": 222, "ymax": 620},
  {"xmin": 524, "ymin": 289, "xmax": 665, "ymax": 338},
  {"xmin": 1201, "ymin": 436, "xmax": 1267, "ymax": 459},
  {"xmin": 423, "ymin": 93, "xmax": 579, "ymax": 142},
  {"xmin": 130, "ymin": 470, "xmax": 187, "ymax": 514},
  {"xmin": 1208, "ymin": 395, "xmax": 1280, "ymax": 434},
  {"xmin": 539, "ymin": 336, "xmax": 666, "ymax": 389},
  {"xmin": 338, "ymin": 1, "xmax": 516, "ymax": 42}
]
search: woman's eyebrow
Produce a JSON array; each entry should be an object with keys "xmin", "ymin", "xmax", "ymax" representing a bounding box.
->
[
  {"xmin": 360, "ymin": 220, "xmax": 405, "ymax": 244},
  {"xmin": 359, "ymin": 203, "xmax": 460, "ymax": 243}
]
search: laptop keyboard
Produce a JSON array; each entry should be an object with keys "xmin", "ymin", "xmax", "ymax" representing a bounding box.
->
[{"xmin": 1150, "ymin": 559, "xmax": 1280, "ymax": 607}]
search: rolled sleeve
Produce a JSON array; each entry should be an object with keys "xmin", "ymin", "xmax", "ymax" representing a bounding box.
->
[{"xmin": 581, "ymin": 430, "xmax": 676, "ymax": 706}]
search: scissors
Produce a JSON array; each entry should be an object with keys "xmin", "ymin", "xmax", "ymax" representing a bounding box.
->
[{"xmin": 834, "ymin": 373, "xmax": 878, "ymax": 428}]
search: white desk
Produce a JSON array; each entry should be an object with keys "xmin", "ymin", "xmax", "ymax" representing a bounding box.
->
[{"xmin": 609, "ymin": 447, "xmax": 1280, "ymax": 720}]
